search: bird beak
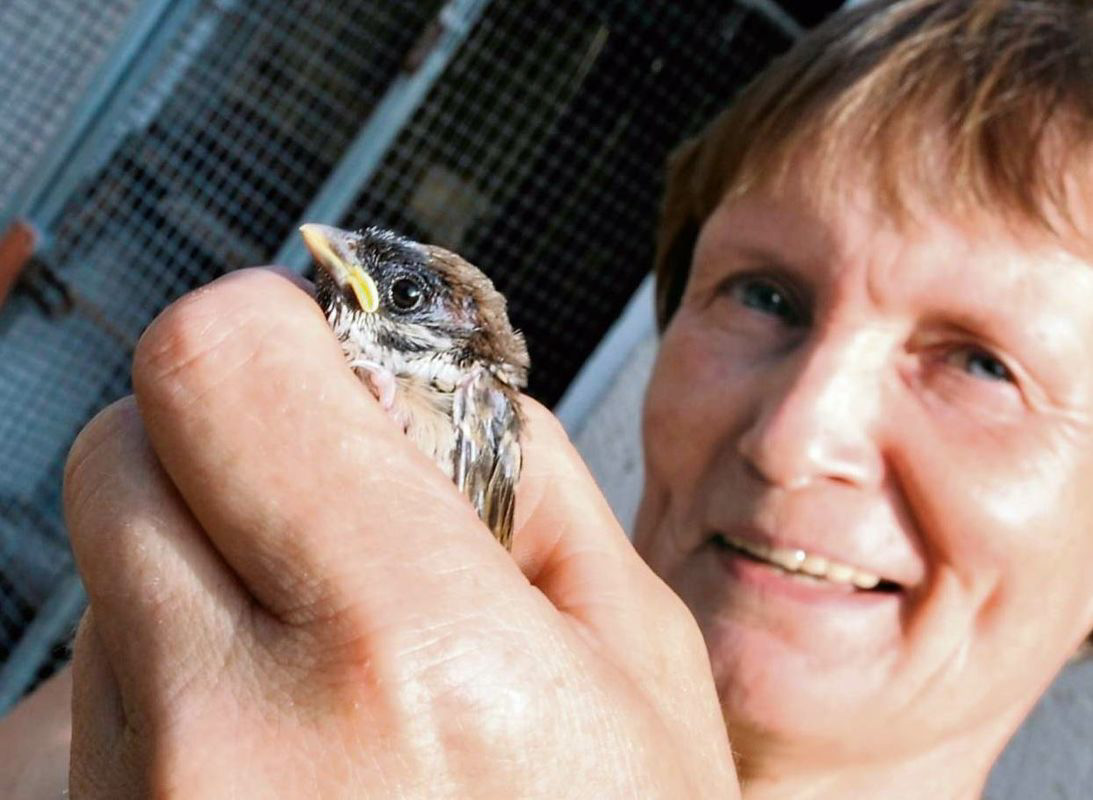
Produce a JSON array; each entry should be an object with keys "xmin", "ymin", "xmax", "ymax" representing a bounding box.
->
[{"xmin": 298, "ymin": 223, "xmax": 380, "ymax": 313}]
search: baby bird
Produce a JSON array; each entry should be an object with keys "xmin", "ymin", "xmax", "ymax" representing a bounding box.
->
[{"xmin": 299, "ymin": 224, "xmax": 529, "ymax": 549}]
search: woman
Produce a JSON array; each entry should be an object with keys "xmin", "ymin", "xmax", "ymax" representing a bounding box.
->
[
  {"xmin": 3, "ymin": 1, "xmax": 1092, "ymax": 797},
  {"xmin": 637, "ymin": 0, "xmax": 1093, "ymax": 795}
]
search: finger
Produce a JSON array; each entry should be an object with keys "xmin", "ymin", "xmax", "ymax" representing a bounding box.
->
[
  {"xmin": 0, "ymin": 662, "xmax": 74, "ymax": 800},
  {"xmin": 70, "ymin": 613, "xmax": 154, "ymax": 800},
  {"xmin": 512, "ymin": 399, "xmax": 642, "ymax": 585},
  {"xmin": 511, "ymin": 399, "xmax": 680, "ymax": 655},
  {"xmin": 70, "ymin": 612, "xmax": 125, "ymax": 744},
  {"xmin": 509, "ymin": 402, "xmax": 729, "ymax": 768},
  {"xmin": 131, "ymin": 268, "xmax": 523, "ymax": 631},
  {"xmin": 262, "ymin": 265, "xmax": 314, "ymax": 295},
  {"xmin": 64, "ymin": 397, "xmax": 248, "ymax": 720}
]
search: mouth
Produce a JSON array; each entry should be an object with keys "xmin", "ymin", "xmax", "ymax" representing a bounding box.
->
[
  {"xmin": 299, "ymin": 223, "xmax": 380, "ymax": 313},
  {"xmin": 712, "ymin": 532, "xmax": 902, "ymax": 594}
]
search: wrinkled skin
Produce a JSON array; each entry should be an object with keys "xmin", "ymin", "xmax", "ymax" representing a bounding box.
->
[
  {"xmin": 61, "ymin": 269, "xmax": 738, "ymax": 799},
  {"xmin": 15, "ymin": 172, "xmax": 1093, "ymax": 799},
  {"xmin": 635, "ymin": 175, "xmax": 1093, "ymax": 797}
]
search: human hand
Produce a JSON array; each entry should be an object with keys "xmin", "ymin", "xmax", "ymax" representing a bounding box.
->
[
  {"xmin": 0, "ymin": 668, "xmax": 71, "ymax": 800},
  {"xmin": 64, "ymin": 269, "xmax": 738, "ymax": 798}
]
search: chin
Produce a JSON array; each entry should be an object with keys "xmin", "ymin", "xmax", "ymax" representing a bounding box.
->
[
  {"xmin": 659, "ymin": 543, "xmax": 913, "ymax": 759},
  {"xmin": 703, "ymin": 613, "xmax": 889, "ymax": 754}
]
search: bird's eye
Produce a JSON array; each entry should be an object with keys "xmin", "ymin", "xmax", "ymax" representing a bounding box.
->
[{"xmin": 389, "ymin": 277, "xmax": 425, "ymax": 312}]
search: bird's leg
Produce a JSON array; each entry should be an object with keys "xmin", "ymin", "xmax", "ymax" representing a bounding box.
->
[{"xmin": 348, "ymin": 358, "xmax": 397, "ymax": 413}]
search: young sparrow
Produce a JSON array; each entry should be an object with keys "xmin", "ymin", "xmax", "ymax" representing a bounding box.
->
[{"xmin": 299, "ymin": 224, "xmax": 529, "ymax": 549}]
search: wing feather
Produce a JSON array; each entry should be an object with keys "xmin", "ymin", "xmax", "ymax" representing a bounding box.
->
[{"xmin": 452, "ymin": 367, "xmax": 522, "ymax": 549}]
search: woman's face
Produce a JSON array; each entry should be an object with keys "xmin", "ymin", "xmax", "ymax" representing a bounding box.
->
[{"xmin": 634, "ymin": 175, "xmax": 1093, "ymax": 763}]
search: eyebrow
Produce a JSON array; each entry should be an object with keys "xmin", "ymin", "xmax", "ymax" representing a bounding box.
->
[{"xmin": 700, "ymin": 240, "xmax": 820, "ymax": 287}]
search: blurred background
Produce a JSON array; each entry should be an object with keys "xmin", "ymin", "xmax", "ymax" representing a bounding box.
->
[{"xmin": 0, "ymin": 1, "xmax": 1087, "ymax": 795}]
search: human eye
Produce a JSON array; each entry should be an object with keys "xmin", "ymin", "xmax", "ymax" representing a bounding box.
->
[
  {"xmin": 722, "ymin": 274, "xmax": 805, "ymax": 326},
  {"xmin": 917, "ymin": 340, "xmax": 1026, "ymax": 422},
  {"xmin": 944, "ymin": 346, "xmax": 1015, "ymax": 384}
]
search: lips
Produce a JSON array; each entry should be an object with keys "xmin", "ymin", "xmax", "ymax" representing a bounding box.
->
[{"xmin": 713, "ymin": 532, "xmax": 902, "ymax": 593}]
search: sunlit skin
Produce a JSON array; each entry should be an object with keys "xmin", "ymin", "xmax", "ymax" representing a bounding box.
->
[{"xmin": 634, "ymin": 171, "xmax": 1093, "ymax": 797}]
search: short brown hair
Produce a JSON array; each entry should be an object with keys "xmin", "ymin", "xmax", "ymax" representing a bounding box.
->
[{"xmin": 654, "ymin": 0, "xmax": 1093, "ymax": 327}]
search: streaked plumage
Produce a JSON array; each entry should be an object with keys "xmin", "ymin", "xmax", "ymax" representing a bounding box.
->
[{"xmin": 300, "ymin": 224, "xmax": 528, "ymax": 548}]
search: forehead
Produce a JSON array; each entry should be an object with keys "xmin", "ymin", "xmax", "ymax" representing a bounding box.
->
[
  {"xmin": 735, "ymin": 135, "xmax": 1093, "ymax": 261},
  {"xmin": 356, "ymin": 228, "xmax": 426, "ymax": 267},
  {"xmin": 709, "ymin": 144, "xmax": 1093, "ymax": 271}
]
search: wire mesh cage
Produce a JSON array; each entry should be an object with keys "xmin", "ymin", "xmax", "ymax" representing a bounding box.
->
[
  {"xmin": 0, "ymin": 0, "xmax": 144, "ymax": 199},
  {"xmin": 0, "ymin": 0, "xmax": 799, "ymax": 707}
]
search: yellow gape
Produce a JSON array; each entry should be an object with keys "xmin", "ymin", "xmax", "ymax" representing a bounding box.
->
[{"xmin": 298, "ymin": 224, "xmax": 379, "ymax": 313}]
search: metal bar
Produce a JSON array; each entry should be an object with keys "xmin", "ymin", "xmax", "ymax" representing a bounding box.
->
[
  {"xmin": 555, "ymin": 275, "xmax": 655, "ymax": 434},
  {"xmin": 0, "ymin": 572, "xmax": 85, "ymax": 715},
  {"xmin": 737, "ymin": 0, "xmax": 804, "ymax": 39},
  {"xmin": 271, "ymin": 0, "xmax": 495, "ymax": 272},
  {"xmin": 1, "ymin": 0, "xmax": 207, "ymax": 234}
]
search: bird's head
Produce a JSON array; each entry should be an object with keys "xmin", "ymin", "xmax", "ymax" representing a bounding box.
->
[{"xmin": 299, "ymin": 224, "xmax": 528, "ymax": 387}]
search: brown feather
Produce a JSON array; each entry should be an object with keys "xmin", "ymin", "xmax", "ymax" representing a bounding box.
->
[
  {"xmin": 307, "ymin": 225, "xmax": 528, "ymax": 549},
  {"xmin": 452, "ymin": 366, "xmax": 522, "ymax": 549},
  {"xmin": 422, "ymin": 244, "xmax": 529, "ymax": 384}
]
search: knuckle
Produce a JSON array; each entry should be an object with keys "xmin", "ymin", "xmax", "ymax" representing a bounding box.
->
[
  {"xmin": 62, "ymin": 402, "xmax": 184, "ymax": 612},
  {"xmin": 130, "ymin": 269, "xmax": 320, "ymax": 413},
  {"xmin": 131, "ymin": 285, "xmax": 246, "ymax": 403},
  {"xmin": 412, "ymin": 623, "xmax": 549, "ymax": 733},
  {"xmin": 655, "ymin": 580, "xmax": 707, "ymax": 659},
  {"xmin": 674, "ymin": 607, "xmax": 709, "ymax": 663},
  {"xmin": 64, "ymin": 397, "xmax": 141, "ymax": 543},
  {"xmin": 520, "ymin": 395, "xmax": 569, "ymax": 441}
]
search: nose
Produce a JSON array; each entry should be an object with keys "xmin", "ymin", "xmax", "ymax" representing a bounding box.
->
[{"xmin": 736, "ymin": 331, "xmax": 885, "ymax": 491}]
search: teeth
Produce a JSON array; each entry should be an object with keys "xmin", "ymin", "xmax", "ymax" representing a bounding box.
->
[
  {"xmin": 720, "ymin": 534, "xmax": 888, "ymax": 590},
  {"xmin": 851, "ymin": 572, "xmax": 880, "ymax": 590},
  {"xmin": 826, "ymin": 563, "xmax": 855, "ymax": 583},
  {"xmin": 778, "ymin": 548, "xmax": 806, "ymax": 569},
  {"xmin": 799, "ymin": 553, "xmax": 829, "ymax": 577}
]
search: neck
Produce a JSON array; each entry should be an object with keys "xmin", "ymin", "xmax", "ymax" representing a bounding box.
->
[{"xmin": 731, "ymin": 718, "xmax": 1016, "ymax": 800}]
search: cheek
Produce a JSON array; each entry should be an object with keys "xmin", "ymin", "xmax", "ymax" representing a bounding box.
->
[
  {"xmin": 642, "ymin": 317, "xmax": 740, "ymax": 481},
  {"xmin": 637, "ymin": 317, "xmax": 746, "ymax": 558},
  {"xmin": 906, "ymin": 424, "xmax": 1078, "ymax": 563},
  {"xmin": 896, "ymin": 416, "xmax": 1093, "ymax": 662},
  {"xmin": 975, "ymin": 446, "xmax": 1093, "ymax": 642}
]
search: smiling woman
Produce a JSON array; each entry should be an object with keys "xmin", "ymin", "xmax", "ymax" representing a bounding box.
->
[
  {"xmin": 634, "ymin": 0, "xmax": 1093, "ymax": 796},
  {"xmin": 2, "ymin": 2, "xmax": 1091, "ymax": 799}
]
